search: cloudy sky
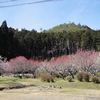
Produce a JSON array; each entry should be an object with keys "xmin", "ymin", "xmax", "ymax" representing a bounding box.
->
[{"xmin": 0, "ymin": 0, "xmax": 100, "ymax": 31}]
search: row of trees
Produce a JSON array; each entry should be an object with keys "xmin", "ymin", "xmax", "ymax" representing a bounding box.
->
[
  {"xmin": 0, "ymin": 50, "xmax": 100, "ymax": 79},
  {"xmin": 0, "ymin": 21, "xmax": 100, "ymax": 60}
]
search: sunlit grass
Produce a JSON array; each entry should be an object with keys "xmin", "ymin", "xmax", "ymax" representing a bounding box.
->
[
  {"xmin": 0, "ymin": 77, "xmax": 100, "ymax": 90},
  {"xmin": 0, "ymin": 77, "xmax": 19, "ymax": 84}
]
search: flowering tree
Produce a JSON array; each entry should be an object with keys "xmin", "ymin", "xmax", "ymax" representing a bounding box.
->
[
  {"xmin": 40, "ymin": 60, "xmax": 53, "ymax": 75},
  {"xmin": 40, "ymin": 56, "xmax": 78, "ymax": 79},
  {"xmin": 1, "ymin": 50, "xmax": 99, "ymax": 78},
  {"xmin": 51, "ymin": 57, "xmax": 69, "ymax": 79},
  {"xmin": 9, "ymin": 56, "xmax": 41, "ymax": 77},
  {"xmin": 50, "ymin": 56, "xmax": 78, "ymax": 79},
  {"xmin": 61, "ymin": 56, "xmax": 78, "ymax": 79},
  {"xmin": 72, "ymin": 50, "xmax": 100, "ymax": 75},
  {"xmin": 9, "ymin": 56, "xmax": 29, "ymax": 76},
  {"xmin": 27, "ymin": 59, "xmax": 41, "ymax": 77},
  {"xmin": 40, "ymin": 50, "xmax": 100, "ymax": 79},
  {"xmin": 94, "ymin": 52, "xmax": 100, "ymax": 75}
]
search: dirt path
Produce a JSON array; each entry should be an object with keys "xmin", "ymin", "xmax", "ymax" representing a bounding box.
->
[
  {"xmin": 0, "ymin": 93, "xmax": 100, "ymax": 100},
  {"xmin": 0, "ymin": 87, "xmax": 100, "ymax": 100}
]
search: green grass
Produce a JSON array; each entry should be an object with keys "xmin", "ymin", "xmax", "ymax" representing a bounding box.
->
[
  {"xmin": 0, "ymin": 77, "xmax": 100, "ymax": 90},
  {"xmin": 0, "ymin": 77, "xmax": 19, "ymax": 84},
  {"xmin": 0, "ymin": 77, "xmax": 100, "ymax": 97}
]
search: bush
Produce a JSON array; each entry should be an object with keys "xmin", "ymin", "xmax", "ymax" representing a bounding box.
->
[
  {"xmin": 40, "ymin": 73, "xmax": 54, "ymax": 83},
  {"xmin": 91, "ymin": 76, "xmax": 99, "ymax": 83},
  {"xmin": 66, "ymin": 76, "xmax": 72, "ymax": 82},
  {"xmin": 83, "ymin": 72, "xmax": 90, "ymax": 82},
  {"xmin": 97, "ymin": 72, "xmax": 100, "ymax": 77},
  {"xmin": 76, "ymin": 72, "xmax": 83, "ymax": 82},
  {"xmin": 76, "ymin": 72, "xmax": 90, "ymax": 82}
]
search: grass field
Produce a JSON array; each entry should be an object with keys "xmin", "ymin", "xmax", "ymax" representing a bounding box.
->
[
  {"xmin": 0, "ymin": 76, "xmax": 100, "ymax": 100},
  {"xmin": 0, "ymin": 76, "xmax": 100, "ymax": 90}
]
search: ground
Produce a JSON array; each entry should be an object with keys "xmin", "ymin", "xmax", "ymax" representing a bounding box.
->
[
  {"xmin": 0, "ymin": 87, "xmax": 100, "ymax": 100},
  {"xmin": 0, "ymin": 77, "xmax": 100, "ymax": 100}
]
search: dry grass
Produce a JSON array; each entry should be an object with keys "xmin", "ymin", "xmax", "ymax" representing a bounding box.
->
[
  {"xmin": 0, "ymin": 77, "xmax": 100, "ymax": 97},
  {"xmin": 0, "ymin": 77, "xmax": 100, "ymax": 100},
  {"xmin": 0, "ymin": 87, "xmax": 100, "ymax": 100}
]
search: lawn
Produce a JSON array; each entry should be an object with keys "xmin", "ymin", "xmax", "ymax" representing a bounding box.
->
[
  {"xmin": 0, "ymin": 76, "xmax": 100, "ymax": 90},
  {"xmin": 0, "ymin": 76, "xmax": 100, "ymax": 98}
]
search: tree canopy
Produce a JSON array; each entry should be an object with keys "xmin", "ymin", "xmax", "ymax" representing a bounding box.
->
[{"xmin": 0, "ymin": 21, "xmax": 100, "ymax": 60}]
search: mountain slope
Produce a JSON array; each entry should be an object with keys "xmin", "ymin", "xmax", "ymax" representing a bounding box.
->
[{"xmin": 45, "ymin": 22, "xmax": 91, "ymax": 33}]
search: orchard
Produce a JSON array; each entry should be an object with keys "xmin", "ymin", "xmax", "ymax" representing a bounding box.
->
[{"xmin": 0, "ymin": 50, "xmax": 100, "ymax": 80}]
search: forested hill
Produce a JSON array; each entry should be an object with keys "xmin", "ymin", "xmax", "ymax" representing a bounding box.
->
[
  {"xmin": 0, "ymin": 21, "xmax": 100, "ymax": 60},
  {"xmin": 43, "ymin": 22, "xmax": 91, "ymax": 33}
]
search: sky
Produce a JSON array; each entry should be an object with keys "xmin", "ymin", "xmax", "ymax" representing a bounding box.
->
[{"xmin": 0, "ymin": 0, "xmax": 100, "ymax": 31}]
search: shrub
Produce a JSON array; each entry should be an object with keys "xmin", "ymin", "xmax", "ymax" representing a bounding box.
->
[
  {"xmin": 91, "ymin": 76, "xmax": 99, "ymax": 83},
  {"xmin": 40, "ymin": 73, "xmax": 54, "ymax": 83},
  {"xmin": 66, "ymin": 76, "xmax": 72, "ymax": 82},
  {"xmin": 97, "ymin": 72, "xmax": 100, "ymax": 77},
  {"xmin": 83, "ymin": 72, "xmax": 90, "ymax": 82},
  {"xmin": 76, "ymin": 72, "xmax": 83, "ymax": 82}
]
